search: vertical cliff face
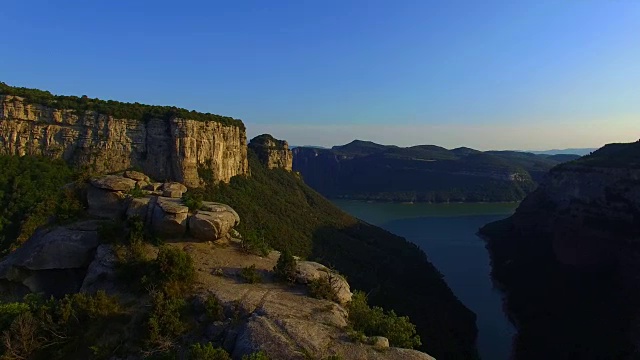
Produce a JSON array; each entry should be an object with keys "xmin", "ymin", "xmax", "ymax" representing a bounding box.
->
[
  {"xmin": 479, "ymin": 141, "xmax": 640, "ymax": 359},
  {"xmin": 248, "ymin": 134, "xmax": 293, "ymax": 171},
  {"xmin": 0, "ymin": 95, "xmax": 248, "ymax": 187}
]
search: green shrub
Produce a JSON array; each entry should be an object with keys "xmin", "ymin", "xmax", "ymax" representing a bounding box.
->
[
  {"xmin": 154, "ymin": 246, "xmax": 196, "ymax": 294},
  {"xmin": 0, "ymin": 302, "xmax": 30, "ymax": 329},
  {"xmin": 128, "ymin": 184, "xmax": 146, "ymax": 198},
  {"xmin": 307, "ymin": 274, "xmax": 339, "ymax": 302},
  {"xmin": 241, "ymin": 228, "xmax": 270, "ymax": 256},
  {"xmin": 242, "ymin": 351, "xmax": 271, "ymax": 360},
  {"xmin": 183, "ymin": 191, "xmax": 204, "ymax": 211},
  {"xmin": 273, "ymin": 249, "xmax": 297, "ymax": 283},
  {"xmin": 146, "ymin": 291, "xmax": 188, "ymax": 352},
  {"xmin": 188, "ymin": 343, "xmax": 231, "ymax": 360},
  {"xmin": 0, "ymin": 291, "xmax": 126, "ymax": 359},
  {"xmin": 204, "ymin": 295, "xmax": 224, "ymax": 321},
  {"xmin": 239, "ymin": 265, "xmax": 262, "ymax": 284},
  {"xmin": 347, "ymin": 291, "xmax": 421, "ymax": 349}
]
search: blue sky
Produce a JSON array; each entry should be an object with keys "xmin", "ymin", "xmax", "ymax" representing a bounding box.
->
[{"xmin": 1, "ymin": 0, "xmax": 639, "ymax": 150}]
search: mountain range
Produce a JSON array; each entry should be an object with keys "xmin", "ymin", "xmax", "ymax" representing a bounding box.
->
[{"xmin": 293, "ymin": 140, "xmax": 581, "ymax": 203}]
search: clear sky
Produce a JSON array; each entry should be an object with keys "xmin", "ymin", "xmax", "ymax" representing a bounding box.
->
[{"xmin": 1, "ymin": 0, "xmax": 639, "ymax": 150}]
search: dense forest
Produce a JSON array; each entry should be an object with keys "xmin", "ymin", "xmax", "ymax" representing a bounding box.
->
[
  {"xmin": 293, "ymin": 140, "xmax": 580, "ymax": 203},
  {"xmin": 0, "ymin": 82, "xmax": 244, "ymax": 129},
  {"xmin": 0, "ymin": 156, "xmax": 83, "ymax": 253}
]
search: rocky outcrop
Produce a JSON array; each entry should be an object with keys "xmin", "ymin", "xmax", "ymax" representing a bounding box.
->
[
  {"xmin": 0, "ymin": 95, "xmax": 248, "ymax": 187},
  {"xmin": 249, "ymin": 134, "xmax": 293, "ymax": 171},
  {"xmin": 294, "ymin": 261, "xmax": 352, "ymax": 305},
  {"xmin": 0, "ymin": 220, "xmax": 101, "ymax": 297},
  {"xmin": 189, "ymin": 202, "xmax": 240, "ymax": 242},
  {"xmin": 183, "ymin": 243, "xmax": 436, "ymax": 360},
  {"xmin": 479, "ymin": 141, "xmax": 640, "ymax": 359},
  {"xmin": 80, "ymin": 244, "xmax": 118, "ymax": 294},
  {"xmin": 151, "ymin": 197, "xmax": 189, "ymax": 238},
  {"xmin": 0, "ymin": 173, "xmax": 241, "ymax": 298}
]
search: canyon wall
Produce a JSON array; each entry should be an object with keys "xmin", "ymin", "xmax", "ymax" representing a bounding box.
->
[
  {"xmin": 480, "ymin": 142, "xmax": 640, "ymax": 359},
  {"xmin": 0, "ymin": 95, "xmax": 248, "ymax": 187},
  {"xmin": 248, "ymin": 134, "xmax": 293, "ymax": 171}
]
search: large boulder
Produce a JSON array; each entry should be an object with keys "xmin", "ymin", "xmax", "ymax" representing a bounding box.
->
[
  {"xmin": 189, "ymin": 208, "xmax": 239, "ymax": 242},
  {"xmin": 123, "ymin": 170, "xmax": 150, "ymax": 182},
  {"xmin": 295, "ymin": 261, "xmax": 352, "ymax": 304},
  {"xmin": 202, "ymin": 202, "xmax": 240, "ymax": 226},
  {"xmin": 91, "ymin": 175, "xmax": 137, "ymax": 192},
  {"xmin": 80, "ymin": 244, "xmax": 118, "ymax": 294},
  {"xmin": 0, "ymin": 221, "xmax": 101, "ymax": 297},
  {"xmin": 151, "ymin": 197, "xmax": 188, "ymax": 238},
  {"xmin": 126, "ymin": 197, "xmax": 151, "ymax": 221},
  {"xmin": 162, "ymin": 182, "xmax": 188, "ymax": 193},
  {"xmin": 87, "ymin": 185, "xmax": 127, "ymax": 219},
  {"xmin": 87, "ymin": 175, "xmax": 138, "ymax": 219}
]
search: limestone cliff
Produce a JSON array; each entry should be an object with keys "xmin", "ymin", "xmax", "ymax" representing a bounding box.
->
[
  {"xmin": 479, "ymin": 140, "xmax": 640, "ymax": 359},
  {"xmin": 0, "ymin": 95, "xmax": 248, "ymax": 187},
  {"xmin": 248, "ymin": 134, "xmax": 293, "ymax": 171}
]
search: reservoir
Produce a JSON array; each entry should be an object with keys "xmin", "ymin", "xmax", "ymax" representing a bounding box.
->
[{"xmin": 333, "ymin": 200, "xmax": 517, "ymax": 360}]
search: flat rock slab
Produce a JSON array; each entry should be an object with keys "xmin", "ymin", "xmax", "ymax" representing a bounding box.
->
[
  {"xmin": 156, "ymin": 197, "xmax": 189, "ymax": 214},
  {"xmin": 163, "ymin": 190, "xmax": 183, "ymax": 198},
  {"xmin": 123, "ymin": 170, "xmax": 149, "ymax": 182},
  {"xmin": 91, "ymin": 175, "xmax": 137, "ymax": 191},
  {"xmin": 163, "ymin": 182, "xmax": 188, "ymax": 193},
  {"xmin": 202, "ymin": 201, "xmax": 240, "ymax": 226}
]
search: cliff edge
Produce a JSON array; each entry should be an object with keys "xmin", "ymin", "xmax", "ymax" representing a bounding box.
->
[{"xmin": 0, "ymin": 88, "xmax": 248, "ymax": 187}]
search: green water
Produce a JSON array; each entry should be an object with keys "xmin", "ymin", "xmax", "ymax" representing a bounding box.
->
[{"xmin": 333, "ymin": 200, "xmax": 518, "ymax": 360}]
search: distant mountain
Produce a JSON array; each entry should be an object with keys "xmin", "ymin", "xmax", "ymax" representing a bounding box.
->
[
  {"xmin": 528, "ymin": 148, "xmax": 597, "ymax": 156},
  {"xmin": 293, "ymin": 140, "xmax": 582, "ymax": 203},
  {"xmin": 289, "ymin": 145, "xmax": 328, "ymax": 149}
]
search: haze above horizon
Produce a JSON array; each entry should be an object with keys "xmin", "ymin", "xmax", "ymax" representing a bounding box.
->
[{"xmin": 1, "ymin": 0, "xmax": 638, "ymax": 150}]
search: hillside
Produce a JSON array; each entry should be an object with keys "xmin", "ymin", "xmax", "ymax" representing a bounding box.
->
[
  {"xmin": 194, "ymin": 150, "xmax": 480, "ymax": 359},
  {"xmin": 0, "ymin": 82, "xmax": 481, "ymax": 359},
  {"xmin": 293, "ymin": 140, "xmax": 580, "ymax": 202},
  {"xmin": 479, "ymin": 140, "xmax": 640, "ymax": 359}
]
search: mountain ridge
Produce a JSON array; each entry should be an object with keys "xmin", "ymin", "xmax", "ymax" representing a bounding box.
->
[{"xmin": 293, "ymin": 140, "xmax": 581, "ymax": 203}]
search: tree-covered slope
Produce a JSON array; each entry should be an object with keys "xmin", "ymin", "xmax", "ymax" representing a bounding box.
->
[
  {"xmin": 0, "ymin": 82, "xmax": 244, "ymax": 129},
  {"xmin": 0, "ymin": 156, "xmax": 82, "ymax": 253},
  {"xmin": 293, "ymin": 140, "xmax": 579, "ymax": 203},
  {"xmin": 196, "ymin": 150, "xmax": 480, "ymax": 359}
]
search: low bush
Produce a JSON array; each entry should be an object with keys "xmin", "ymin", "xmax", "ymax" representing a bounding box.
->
[
  {"xmin": 273, "ymin": 249, "xmax": 297, "ymax": 283},
  {"xmin": 347, "ymin": 291, "xmax": 421, "ymax": 349},
  {"xmin": 128, "ymin": 184, "xmax": 146, "ymax": 198},
  {"xmin": 204, "ymin": 295, "xmax": 224, "ymax": 321},
  {"xmin": 242, "ymin": 351, "xmax": 271, "ymax": 360},
  {"xmin": 146, "ymin": 291, "xmax": 188, "ymax": 354},
  {"xmin": 0, "ymin": 291, "xmax": 126, "ymax": 359},
  {"xmin": 307, "ymin": 273, "xmax": 340, "ymax": 302},
  {"xmin": 188, "ymin": 342, "xmax": 231, "ymax": 360},
  {"xmin": 239, "ymin": 265, "xmax": 262, "ymax": 284},
  {"xmin": 153, "ymin": 246, "xmax": 196, "ymax": 296},
  {"xmin": 240, "ymin": 228, "xmax": 270, "ymax": 256},
  {"xmin": 183, "ymin": 191, "xmax": 204, "ymax": 211}
]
